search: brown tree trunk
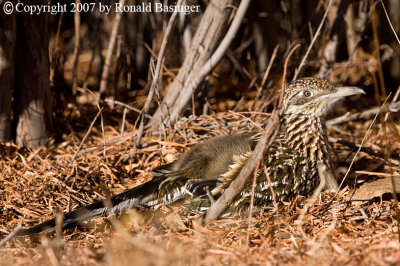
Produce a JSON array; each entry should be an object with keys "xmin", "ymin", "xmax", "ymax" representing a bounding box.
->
[
  {"xmin": 0, "ymin": 1, "xmax": 16, "ymax": 141},
  {"xmin": 14, "ymin": 6, "xmax": 53, "ymax": 147},
  {"xmin": 149, "ymin": 0, "xmax": 233, "ymax": 129}
]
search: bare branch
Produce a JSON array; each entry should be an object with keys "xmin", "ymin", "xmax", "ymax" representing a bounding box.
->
[
  {"xmin": 326, "ymin": 100, "xmax": 400, "ymax": 126},
  {"xmin": 149, "ymin": 0, "xmax": 233, "ymax": 129},
  {"xmin": 165, "ymin": 0, "xmax": 252, "ymax": 127},
  {"xmin": 293, "ymin": 0, "xmax": 332, "ymax": 80},
  {"xmin": 203, "ymin": 117, "xmax": 279, "ymax": 223},
  {"xmin": 203, "ymin": 41, "xmax": 301, "ymax": 223}
]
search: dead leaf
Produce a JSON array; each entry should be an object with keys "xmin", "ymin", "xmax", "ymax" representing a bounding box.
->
[
  {"xmin": 164, "ymin": 212, "xmax": 188, "ymax": 232},
  {"xmin": 351, "ymin": 177, "xmax": 400, "ymax": 201}
]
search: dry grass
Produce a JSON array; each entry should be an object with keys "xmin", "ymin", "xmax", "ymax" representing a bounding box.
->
[{"xmin": 1, "ymin": 103, "xmax": 400, "ymax": 265}]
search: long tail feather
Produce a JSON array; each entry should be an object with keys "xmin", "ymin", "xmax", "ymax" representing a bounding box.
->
[
  {"xmin": 15, "ymin": 174, "xmax": 221, "ymax": 237},
  {"xmin": 15, "ymin": 178, "xmax": 163, "ymax": 236}
]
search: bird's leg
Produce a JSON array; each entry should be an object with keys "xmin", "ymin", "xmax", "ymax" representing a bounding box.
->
[
  {"xmin": 318, "ymin": 164, "xmax": 339, "ymax": 191},
  {"xmin": 204, "ymin": 186, "xmax": 216, "ymax": 204}
]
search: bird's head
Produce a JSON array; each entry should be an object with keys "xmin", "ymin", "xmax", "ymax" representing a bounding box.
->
[{"xmin": 282, "ymin": 77, "xmax": 365, "ymax": 117}]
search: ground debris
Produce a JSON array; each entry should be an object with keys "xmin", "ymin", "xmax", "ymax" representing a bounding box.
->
[{"xmin": 0, "ymin": 109, "xmax": 399, "ymax": 265}]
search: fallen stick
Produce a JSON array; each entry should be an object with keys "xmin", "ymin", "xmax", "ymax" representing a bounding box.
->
[{"xmin": 327, "ymin": 101, "xmax": 400, "ymax": 126}]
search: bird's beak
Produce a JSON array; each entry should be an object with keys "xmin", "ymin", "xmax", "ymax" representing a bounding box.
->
[{"xmin": 321, "ymin": 86, "xmax": 365, "ymax": 99}]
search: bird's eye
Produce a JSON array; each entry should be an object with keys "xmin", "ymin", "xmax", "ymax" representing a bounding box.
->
[
  {"xmin": 294, "ymin": 89, "xmax": 314, "ymax": 100},
  {"xmin": 303, "ymin": 90, "xmax": 312, "ymax": 97}
]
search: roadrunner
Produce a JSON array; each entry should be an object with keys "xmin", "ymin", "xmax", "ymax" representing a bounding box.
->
[{"xmin": 15, "ymin": 77, "xmax": 364, "ymax": 236}]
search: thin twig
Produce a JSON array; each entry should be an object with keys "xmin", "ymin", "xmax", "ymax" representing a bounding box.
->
[
  {"xmin": 135, "ymin": 0, "xmax": 183, "ymax": 146},
  {"xmin": 91, "ymin": 87, "xmax": 107, "ymax": 159},
  {"xmin": 205, "ymin": 186, "xmax": 216, "ymax": 204},
  {"xmin": 387, "ymin": 87, "xmax": 400, "ymax": 117},
  {"xmin": 334, "ymin": 93, "xmax": 392, "ymax": 199},
  {"xmin": 113, "ymin": 36, "xmax": 122, "ymax": 101},
  {"xmin": 71, "ymin": 107, "xmax": 104, "ymax": 161},
  {"xmin": 245, "ymin": 161, "xmax": 260, "ymax": 248},
  {"xmin": 371, "ymin": 0, "xmax": 386, "ymax": 99},
  {"xmin": 326, "ymin": 101, "xmax": 400, "ymax": 126},
  {"xmin": 293, "ymin": 0, "xmax": 332, "ymax": 80},
  {"xmin": 380, "ymin": 0, "xmax": 400, "ymax": 46},
  {"xmin": 121, "ymin": 107, "xmax": 127, "ymax": 137},
  {"xmin": 263, "ymin": 163, "xmax": 281, "ymax": 253},
  {"xmin": 104, "ymin": 98, "xmax": 159, "ymax": 122},
  {"xmin": 226, "ymin": 48, "xmax": 253, "ymax": 81},
  {"xmin": 99, "ymin": 0, "xmax": 125, "ymax": 98},
  {"xmin": 260, "ymin": 45, "xmax": 279, "ymax": 88},
  {"xmin": 376, "ymin": 86, "xmax": 400, "ymax": 139},
  {"xmin": 281, "ymin": 44, "xmax": 301, "ymax": 105},
  {"xmin": 71, "ymin": 0, "xmax": 80, "ymax": 95},
  {"xmin": 254, "ymin": 44, "xmax": 279, "ymax": 110},
  {"xmin": 0, "ymin": 222, "xmax": 21, "ymax": 247}
]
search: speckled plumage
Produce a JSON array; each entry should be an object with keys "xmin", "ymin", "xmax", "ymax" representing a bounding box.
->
[
  {"xmin": 238, "ymin": 78, "xmax": 342, "ymax": 205},
  {"xmin": 16, "ymin": 78, "xmax": 365, "ymax": 236}
]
